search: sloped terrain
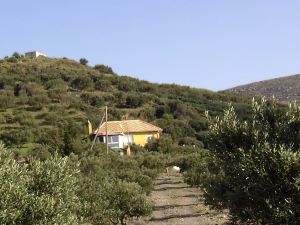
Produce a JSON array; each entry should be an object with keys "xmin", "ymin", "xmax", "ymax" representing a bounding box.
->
[
  {"xmin": 226, "ymin": 74, "xmax": 300, "ymax": 102},
  {"xmin": 0, "ymin": 55, "xmax": 251, "ymax": 155}
]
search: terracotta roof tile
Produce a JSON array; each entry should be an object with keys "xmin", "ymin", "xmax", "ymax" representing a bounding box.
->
[{"xmin": 94, "ymin": 120, "xmax": 162, "ymax": 135}]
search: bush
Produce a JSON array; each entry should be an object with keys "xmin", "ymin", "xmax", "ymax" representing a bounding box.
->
[
  {"xmin": 94, "ymin": 64, "xmax": 114, "ymax": 74},
  {"xmin": 0, "ymin": 89, "xmax": 15, "ymax": 108},
  {"xmin": 71, "ymin": 76, "xmax": 93, "ymax": 90},
  {"xmin": 178, "ymin": 137, "xmax": 204, "ymax": 148},
  {"xmin": 80, "ymin": 93, "xmax": 104, "ymax": 107},
  {"xmin": 0, "ymin": 143, "xmax": 81, "ymax": 224},
  {"xmin": 29, "ymin": 144, "xmax": 52, "ymax": 160},
  {"xmin": 125, "ymin": 94, "xmax": 144, "ymax": 108},
  {"xmin": 95, "ymin": 79, "xmax": 111, "ymax": 91},
  {"xmin": 78, "ymin": 151, "xmax": 157, "ymax": 224},
  {"xmin": 13, "ymin": 112, "xmax": 36, "ymax": 126},
  {"xmin": 27, "ymin": 93, "xmax": 50, "ymax": 110},
  {"xmin": 0, "ymin": 129, "xmax": 31, "ymax": 147},
  {"xmin": 103, "ymin": 180, "xmax": 153, "ymax": 225},
  {"xmin": 145, "ymin": 135, "xmax": 173, "ymax": 153},
  {"xmin": 178, "ymin": 151, "xmax": 225, "ymax": 208},
  {"xmin": 199, "ymin": 98, "xmax": 300, "ymax": 224},
  {"xmin": 79, "ymin": 58, "xmax": 88, "ymax": 65},
  {"xmin": 117, "ymin": 79, "xmax": 136, "ymax": 92}
]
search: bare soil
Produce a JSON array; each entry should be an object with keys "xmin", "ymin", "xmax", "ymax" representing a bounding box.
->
[{"xmin": 132, "ymin": 172, "xmax": 229, "ymax": 225}]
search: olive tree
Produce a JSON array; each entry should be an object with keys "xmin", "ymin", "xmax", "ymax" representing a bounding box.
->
[
  {"xmin": 0, "ymin": 143, "xmax": 82, "ymax": 225},
  {"xmin": 103, "ymin": 180, "xmax": 153, "ymax": 225},
  {"xmin": 79, "ymin": 58, "xmax": 88, "ymax": 65},
  {"xmin": 204, "ymin": 98, "xmax": 300, "ymax": 224}
]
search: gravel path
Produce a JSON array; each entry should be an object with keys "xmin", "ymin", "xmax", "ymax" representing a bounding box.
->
[{"xmin": 132, "ymin": 172, "xmax": 229, "ymax": 225}]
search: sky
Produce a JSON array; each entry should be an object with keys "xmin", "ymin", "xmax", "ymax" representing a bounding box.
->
[{"xmin": 1, "ymin": 0, "xmax": 300, "ymax": 91}]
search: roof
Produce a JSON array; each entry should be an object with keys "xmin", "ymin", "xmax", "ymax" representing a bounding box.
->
[{"xmin": 94, "ymin": 120, "xmax": 162, "ymax": 136}]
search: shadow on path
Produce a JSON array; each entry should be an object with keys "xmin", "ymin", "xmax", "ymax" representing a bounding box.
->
[
  {"xmin": 155, "ymin": 180, "xmax": 182, "ymax": 185},
  {"xmin": 154, "ymin": 203, "xmax": 199, "ymax": 211},
  {"xmin": 150, "ymin": 212, "xmax": 209, "ymax": 221},
  {"xmin": 143, "ymin": 173, "xmax": 229, "ymax": 225},
  {"xmin": 154, "ymin": 185, "xmax": 189, "ymax": 191}
]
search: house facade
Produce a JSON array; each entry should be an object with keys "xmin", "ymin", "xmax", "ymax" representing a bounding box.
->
[
  {"xmin": 94, "ymin": 120, "xmax": 162, "ymax": 149},
  {"xmin": 25, "ymin": 51, "xmax": 47, "ymax": 58}
]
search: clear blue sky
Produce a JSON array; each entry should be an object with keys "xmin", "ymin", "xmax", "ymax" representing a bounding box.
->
[{"xmin": 1, "ymin": 0, "xmax": 300, "ymax": 91}]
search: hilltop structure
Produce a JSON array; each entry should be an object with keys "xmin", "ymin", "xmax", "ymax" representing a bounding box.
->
[
  {"xmin": 92, "ymin": 120, "xmax": 162, "ymax": 150},
  {"xmin": 25, "ymin": 51, "xmax": 47, "ymax": 58}
]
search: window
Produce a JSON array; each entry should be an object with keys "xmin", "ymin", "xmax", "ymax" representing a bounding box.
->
[
  {"xmin": 107, "ymin": 135, "xmax": 119, "ymax": 149},
  {"xmin": 108, "ymin": 135, "xmax": 119, "ymax": 143},
  {"xmin": 147, "ymin": 134, "xmax": 154, "ymax": 141},
  {"xmin": 108, "ymin": 143, "xmax": 119, "ymax": 148}
]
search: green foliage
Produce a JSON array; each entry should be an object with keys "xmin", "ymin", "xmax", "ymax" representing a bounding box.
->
[
  {"xmin": 0, "ymin": 55, "xmax": 257, "ymax": 224},
  {"xmin": 186, "ymin": 98, "xmax": 300, "ymax": 224},
  {"xmin": 12, "ymin": 52, "xmax": 21, "ymax": 59},
  {"xmin": 0, "ymin": 56, "xmax": 251, "ymax": 154},
  {"xmin": 0, "ymin": 142, "xmax": 160, "ymax": 225},
  {"xmin": 0, "ymin": 143, "xmax": 81, "ymax": 225},
  {"xmin": 125, "ymin": 94, "xmax": 144, "ymax": 108},
  {"xmin": 178, "ymin": 151, "xmax": 225, "ymax": 209},
  {"xmin": 78, "ymin": 150, "xmax": 162, "ymax": 224},
  {"xmin": 0, "ymin": 89, "xmax": 15, "ymax": 108},
  {"xmin": 0, "ymin": 129, "xmax": 31, "ymax": 147},
  {"xmin": 71, "ymin": 76, "xmax": 94, "ymax": 90},
  {"xmin": 29, "ymin": 144, "xmax": 52, "ymax": 160},
  {"xmin": 79, "ymin": 58, "xmax": 88, "ymax": 65},
  {"xmin": 94, "ymin": 79, "xmax": 111, "ymax": 91},
  {"xmin": 94, "ymin": 64, "xmax": 114, "ymax": 74},
  {"xmin": 145, "ymin": 134, "xmax": 173, "ymax": 153},
  {"xmin": 178, "ymin": 137, "xmax": 204, "ymax": 148},
  {"xmin": 103, "ymin": 180, "xmax": 153, "ymax": 225}
]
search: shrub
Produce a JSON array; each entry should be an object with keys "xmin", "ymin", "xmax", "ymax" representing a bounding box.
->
[
  {"xmin": 71, "ymin": 76, "xmax": 93, "ymax": 90},
  {"xmin": 117, "ymin": 79, "xmax": 136, "ymax": 92},
  {"xmin": 80, "ymin": 93, "xmax": 104, "ymax": 107},
  {"xmin": 94, "ymin": 64, "xmax": 114, "ymax": 74},
  {"xmin": 0, "ymin": 129, "xmax": 30, "ymax": 147},
  {"xmin": 12, "ymin": 52, "xmax": 21, "ymax": 59},
  {"xmin": 178, "ymin": 137, "xmax": 204, "ymax": 148},
  {"xmin": 0, "ymin": 89, "xmax": 15, "ymax": 108},
  {"xmin": 29, "ymin": 144, "xmax": 52, "ymax": 160},
  {"xmin": 103, "ymin": 180, "xmax": 153, "ymax": 225},
  {"xmin": 125, "ymin": 94, "xmax": 144, "ymax": 108},
  {"xmin": 78, "ymin": 151, "xmax": 156, "ymax": 224},
  {"xmin": 79, "ymin": 58, "xmax": 88, "ymax": 65},
  {"xmin": 0, "ymin": 143, "xmax": 81, "ymax": 224},
  {"xmin": 27, "ymin": 93, "xmax": 50, "ymax": 110},
  {"xmin": 13, "ymin": 112, "xmax": 36, "ymax": 126},
  {"xmin": 95, "ymin": 79, "xmax": 111, "ymax": 91},
  {"xmin": 202, "ymin": 98, "xmax": 300, "ymax": 224},
  {"xmin": 145, "ymin": 135, "xmax": 173, "ymax": 153},
  {"xmin": 7, "ymin": 57, "xmax": 18, "ymax": 63},
  {"xmin": 138, "ymin": 107, "xmax": 155, "ymax": 121},
  {"xmin": 178, "ymin": 151, "xmax": 225, "ymax": 208}
]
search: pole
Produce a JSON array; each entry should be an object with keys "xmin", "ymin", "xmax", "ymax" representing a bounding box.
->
[
  {"xmin": 89, "ymin": 113, "xmax": 105, "ymax": 151},
  {"xmin": 105, "ymin": 106, "xmax": 108, "ymax": 155}
]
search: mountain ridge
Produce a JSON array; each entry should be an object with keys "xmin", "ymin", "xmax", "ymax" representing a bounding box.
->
[{"xmin": 225, "ymin": 73, "xmax": 300, "ymax": 102}]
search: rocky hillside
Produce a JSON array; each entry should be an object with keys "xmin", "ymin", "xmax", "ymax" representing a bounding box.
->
[{"xmin": 226, "ymin": 74, "xmax": 300, "ymax": 103}]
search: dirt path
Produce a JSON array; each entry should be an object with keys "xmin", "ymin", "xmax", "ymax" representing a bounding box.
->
[{"xmin": 134, "ymin": 172, "xmax": 229, "ymax": 225}]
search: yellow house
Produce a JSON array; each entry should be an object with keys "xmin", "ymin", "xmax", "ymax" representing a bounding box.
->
[{"xmin": 93, "ymin": 120, "xmax": 162, "ymax": 149}]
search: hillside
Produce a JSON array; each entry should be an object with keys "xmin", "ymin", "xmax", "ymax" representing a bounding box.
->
[
  {"xmin": 225, "ymin": 74, "xmax": 300, "ymax": 102},
  {"xmin": 0, "ymin": 54, "xmax": 251, "ymax": 155}
]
